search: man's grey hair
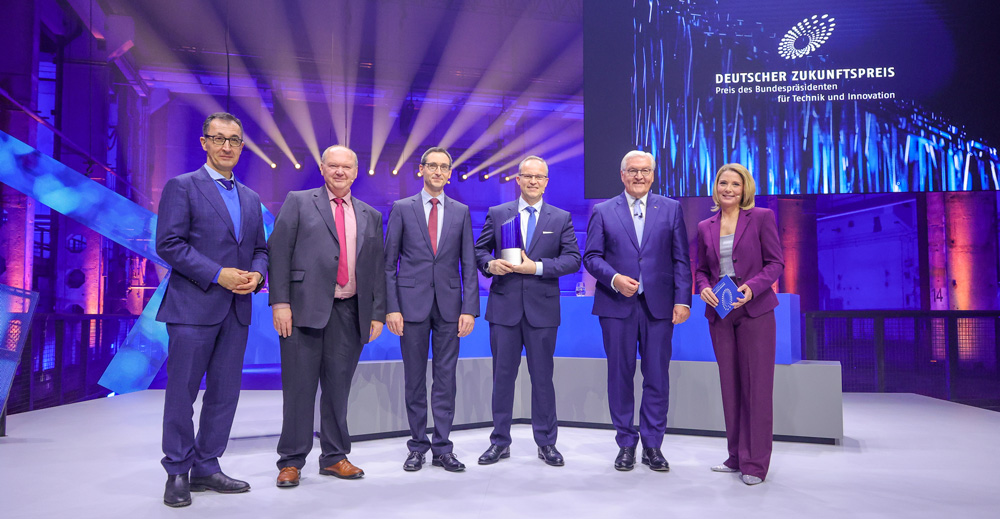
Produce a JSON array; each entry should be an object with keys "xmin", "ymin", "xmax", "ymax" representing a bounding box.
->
[
  {"xmin": 321, "ymin": 145, "xmax": 359, "ymax": 168},
  {"xmin": 518, "ymin": 155, "xmax": 548, "ymax": 174},
  {"xmin": 620, "ymin": 150, "xmax": 655, "ymax": 171}
]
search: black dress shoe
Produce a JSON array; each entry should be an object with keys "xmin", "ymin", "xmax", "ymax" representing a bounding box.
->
[
  {"xmin": 537, "ymin": 445, "xmax": 565, "ymax": 466},
  {"xmin": 478, "ymin": 444, "xmax": 510, "ymax": 465},
  {"xmin": 432, "ymin": 453, "xmax": 466, "ymax": 472},
  {"xmin": 163, "ymin": 474, "xmax": 191, "ymax": 508},
  {"xmin": 641, "ymin": 448, "xmax": 670, "ymax": 472},
  {"xmin": 614, "ymin": 447, "xmax": 636, "ymax": 471},
  {"xmin": 189, "ymin": 471, "xmax": 250, "ymax": 493},
  {"xmin": 403, "ymin": 451, "xmax": 425, "ymax": 472}
]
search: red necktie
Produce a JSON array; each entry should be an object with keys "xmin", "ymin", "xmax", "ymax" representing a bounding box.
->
[
  {"xmin": 428, "ymin": 198, "xmax": 439, "ymax": 255},
  {"xmin": 334, "ymin": 198, "xmax": 349, "ymax": 287}
]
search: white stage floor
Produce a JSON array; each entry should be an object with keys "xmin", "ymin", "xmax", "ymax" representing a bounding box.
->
[{"xmin": 1, "ymin": 391, "xmax": 997, "ymax": 518}]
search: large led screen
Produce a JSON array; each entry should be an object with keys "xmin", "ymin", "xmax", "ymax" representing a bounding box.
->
[{"xmin": 584, "ymin": 0, "xmax": 1000, "ymax": 198}]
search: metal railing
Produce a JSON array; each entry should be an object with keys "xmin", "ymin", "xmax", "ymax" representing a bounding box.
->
[
  {"xmin": 4, "ymin": 314, "xmax": 137, "ymax": 415},
  {"xmin": 805, "ymin": 311, "xmax": 1000, "ymax": 405}
]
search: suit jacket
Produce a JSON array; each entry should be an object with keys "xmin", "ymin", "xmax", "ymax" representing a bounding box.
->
[
  {"xmin": 155, "ymin": 166, "xmax": 268, "ymax": 326},
  {"xmin": 474, "ymin": 200, "xmax": 581, "ymax": 328},
  {"xmin": 267, "ymin": 187, "xmax": 386, "ymax": 339},
  {"xmin": 694, "ymin": 207, "xmax": 784, "ymax": 322},
  {"xmin": 384, "ymin": 192, "xmax": 479, "ymax": 323},
  {"xmin": 584, "ymin": 192, "xmax": 692, "ymax": 320}
]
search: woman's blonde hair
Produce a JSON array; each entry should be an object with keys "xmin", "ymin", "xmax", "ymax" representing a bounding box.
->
[{"xmin": 711, "ymin": 163, "xmax": 756, "ymax": 211}]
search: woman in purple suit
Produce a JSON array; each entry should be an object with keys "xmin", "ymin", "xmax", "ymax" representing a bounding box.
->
[{"xmin": 695, "ymin": 163, "xmax": 784, "ymax": 485}]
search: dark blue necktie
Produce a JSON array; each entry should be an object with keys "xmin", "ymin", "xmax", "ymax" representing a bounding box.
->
[
  {"xmin": 216, "ymin": 178, "xmax": 234, "ymax": 190},
  {"xmin": 525, "ymin": 206, "xmax": 537, "ymax": 248}
]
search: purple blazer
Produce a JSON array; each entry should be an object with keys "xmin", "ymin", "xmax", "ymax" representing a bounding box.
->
[
  {"xmin": 694, "ymin": 207, "xmax": 784, "ymax": 322},
  {"xmin": 584, "ymin": 193, "xmax": 692, "ymax": 320},
  {"xmin": 155, "ymin": 166, "xmax": 269, "ymax": 326},
  {"xmin": 474, "ymin": 200, "xmax": 581, "ymax": 328},
  {"xmin": 384, "ymin": 192, "xmax": 480, "ymax": 323}
]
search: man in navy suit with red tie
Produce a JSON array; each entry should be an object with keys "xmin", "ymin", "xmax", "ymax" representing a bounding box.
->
[
  {"xmin": 155, "ymin": 112, "xmax": 268, "ymax": 507},
  {"xmin": 473, "ymin": 155, "xmax": 580, "ymax": 466},
  {"xmin": 384, "ymin": 147, "xmax": 479, "ymax": 472},
  {"xmin": 584, "ymin": 150, "xmax": 691, "ymax": 472}
]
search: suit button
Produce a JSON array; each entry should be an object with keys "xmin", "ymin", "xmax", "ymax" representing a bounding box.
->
[
  {"xmin": 430, "ymin": 283, "xmax": 434, "ymax": 287},
  {"xmin": 733, "ymin": 259, "xmax": 738, "ymax": 263}
]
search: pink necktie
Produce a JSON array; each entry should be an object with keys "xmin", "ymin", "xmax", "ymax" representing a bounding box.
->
[
  {"xmin": 428, "ymin": 198, "xmax": 439, "ymax": 255},
  {"xmin": 334, "ymin": 198, "xmax": 349, "ymax": 287}
]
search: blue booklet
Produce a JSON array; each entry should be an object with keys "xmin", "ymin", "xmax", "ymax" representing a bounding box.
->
[{"xmin": 712, "ymin": 275, "xmax": 744, "ymax": 319}]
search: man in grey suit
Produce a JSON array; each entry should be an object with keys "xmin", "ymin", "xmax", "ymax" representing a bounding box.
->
[
  {"xmin": 156, "ymin": 112, "xmax": 268, "ymax": 507},
  {"xmin": 384, "ymin": 146, "xmax": 479, "ymax": 472},
  {"xmin": 268, "ymin": 145, "xmax": 386, "ymax": 488},
  {"xmin": 474, "ymin": 156, "xmax": 580, "ymax": 466}
]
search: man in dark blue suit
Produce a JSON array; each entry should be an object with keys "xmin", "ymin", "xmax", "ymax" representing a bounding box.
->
[
  {"xmin": 155, "ymin": 112, "xmax": 268, "ymax": 507},
  {"xmin": 473, "ymin": 156, "xmax": 580, "ymax": 467},
  {"xmin": 384, "ymin": 146, "xmax": 479, "ymax": 472},
  {"xmin": 583, "ymin": 150, "xmax": 691, "ymax": 472}
]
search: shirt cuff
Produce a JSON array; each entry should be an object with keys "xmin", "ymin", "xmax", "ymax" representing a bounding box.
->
[
  {"xmin": 534, "ymin": 261, "xmax": 544, "ymax": 276},
  {"xmin": 213, "ymin": 268, "xmax": 222, "ymax": 284},
  {"xmin": 272, "ymin": 303, "xmax": 290, "ymax": 310},
  {"xmin": 610, "ymin": 273, "xmax": 620, "ymax": 292},
  {"xmin": 675, "ymin": 303, "xmax": 691, "ymax": 308}
]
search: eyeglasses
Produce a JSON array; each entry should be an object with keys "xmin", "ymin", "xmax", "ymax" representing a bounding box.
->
[
  {"xmin": 421, "ymin": 162, "xmax": 451, "ymax": 172},
  {"xmin": 518, "ymin": 174, "xmax": 548, "ymax": 181},
  {"xmin": 204, "ymin": 134, "xmax": 244, "ymax": 147},
  {"xmin": 625, "ymin": 168, "xmax": 654, "ymax": 178}
]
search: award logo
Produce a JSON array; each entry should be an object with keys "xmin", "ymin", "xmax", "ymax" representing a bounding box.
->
[{"xmin": 778, "ymin": 14, "xmax": 837, "ymax": 60}]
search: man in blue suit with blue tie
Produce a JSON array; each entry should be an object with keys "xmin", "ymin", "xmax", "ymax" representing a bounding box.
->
[
  {"xmin": 155, "ymin": 113, "xmax": 268, "ymax": 507},
  {"xmin": 583, "ymin": 150, "xmax": 691, "ymax": 472},
  {"xmin": 474, "ymin": 156, "xmax": 581, "ymax": 467},
  {"xmin": 384, "ymin": 147, "xmax": 480, "ymax": 472}
]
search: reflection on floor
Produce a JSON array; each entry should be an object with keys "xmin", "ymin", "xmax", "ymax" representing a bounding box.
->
[{"xmin": 1, "ymin": 391, "xmax": 997, "ymax": 519}]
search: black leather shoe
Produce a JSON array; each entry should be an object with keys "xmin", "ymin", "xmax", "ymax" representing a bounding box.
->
[
  {"xmin": 189, "ymin": 471, "xmax": 250, "ymax": 493},
  {"xmin": 478, "ymin": 444, "xmax": 510, "ymax": 465},
  {"xmin": 614, "ymin": 447, "xmax": 636, "ymax": 471},
  {"xmin": 537, "ymin": 445, "xmax": 565, "ymax": 466},
  {"xmin": 403, "ymin": 451, "xmax": 425, "ymax": 472},
  {"xmin": 432, "ymin": 453, "xmax": 466, "ymax": 472},
  {"xmin": 641, "ymin": 448, "xmax": 670, "ymax": 472},
  {"xmin": 163, "ymin": 474, "xmax": 191, "ymax": 508}
]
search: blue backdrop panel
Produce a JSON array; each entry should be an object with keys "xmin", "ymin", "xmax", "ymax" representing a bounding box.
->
[{"xmin": 241, "ymin": 294, "xmax": 801, "ymax": 368}]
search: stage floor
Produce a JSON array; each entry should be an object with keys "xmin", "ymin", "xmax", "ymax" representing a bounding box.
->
[{"xmin": 1, "ymin": 391, "xmax": 996, "ymax": 518}]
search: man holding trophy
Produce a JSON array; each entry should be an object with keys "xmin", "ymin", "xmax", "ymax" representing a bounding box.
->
[{"xmin": 474, "ymin": 155, "xmax": 581, "ymax": 466}]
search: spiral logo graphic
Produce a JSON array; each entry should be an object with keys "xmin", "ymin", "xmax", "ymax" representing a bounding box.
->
[
  {"xmin": 778, "ymin": 14, "xmax": 836, "ymax": 60},
  {"xmin": 720, "ymin": 289, "xmax": 734, "ymax": 311}
]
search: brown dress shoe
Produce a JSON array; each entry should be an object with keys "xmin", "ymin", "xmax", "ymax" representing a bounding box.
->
[
  {"xmin": 276, "ymin": 467, "xmax": 300, "ymax": 488},
  {"xmin": 319, "ymin": 459, "xmax": 364, "ymax": 479}
]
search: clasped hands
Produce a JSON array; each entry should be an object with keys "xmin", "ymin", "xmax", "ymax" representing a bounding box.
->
[
  {"xmin": 700, "ymin": 284, "xmax": 754, "ymax": 309},
  {"xmin": 218, "ymin": 267, "xmax": 261, "ymax": 295},
  {"xmin": 488, "ymin": 250, "xmax": 537, "ymax": 276}
]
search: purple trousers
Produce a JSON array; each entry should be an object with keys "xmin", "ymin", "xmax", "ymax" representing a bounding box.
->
[{"xmin": 709, "ymin": 306, "xmax": 776, "ymax": 480}]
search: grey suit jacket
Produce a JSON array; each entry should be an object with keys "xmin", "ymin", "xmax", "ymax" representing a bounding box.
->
[{"xmin": 267, "ymin": 187, "xmax": 386, "ymax": 340}]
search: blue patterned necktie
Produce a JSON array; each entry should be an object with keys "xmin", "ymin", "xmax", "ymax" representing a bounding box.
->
[
  {"xmin": 216, "ymin": 178, "xmax": 234, "ymax": 190},
  {"xmin": 525, "ymin": 206, "xmax": 537, "ymax": 248},
  {"xmin": 633, "ymin": 199, "xmax": 644, "ymax": 246}
]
